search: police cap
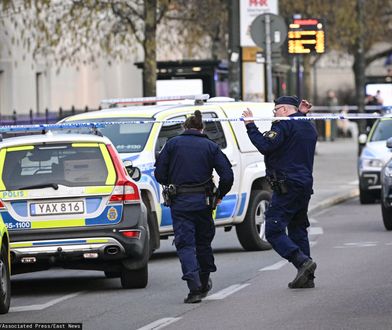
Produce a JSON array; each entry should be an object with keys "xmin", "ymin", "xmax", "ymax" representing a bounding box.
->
[{"xmin": 274, "ymin": 95, "xmax": 300, "ymax": 108}]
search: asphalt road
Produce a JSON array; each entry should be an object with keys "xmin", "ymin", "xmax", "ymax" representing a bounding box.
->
[{"xmin": 3, "ymin": 197, "xmax": 392, "ymax": 330}]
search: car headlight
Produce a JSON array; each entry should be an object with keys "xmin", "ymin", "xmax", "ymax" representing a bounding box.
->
[
  {"xmin": 362, "ymin": 158, "xmax": 384, "ymax": 168},
  {"xmin": 384, "ymin": 166, "xmax": 392, "ymax": 177}
]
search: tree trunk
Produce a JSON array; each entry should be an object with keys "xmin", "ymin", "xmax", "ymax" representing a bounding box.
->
[{"xmin": 143, "ymin": 0, "xmax": 157, "ymax": 97}]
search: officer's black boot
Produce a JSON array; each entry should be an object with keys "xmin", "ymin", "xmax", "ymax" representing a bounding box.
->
[
  {"xmin": 184, "ymin": 290, "xmax": 202, "ymax": 304},
  {"xmin": 288, "ymin": 260, "xmax": 317, "ymax": 289},
  {"xmin": 200, "ymin": 273, "xmax": 212, "ymax": 298}
]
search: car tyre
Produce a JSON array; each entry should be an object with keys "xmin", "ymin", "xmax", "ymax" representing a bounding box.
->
[
  {"xmin": 381, "ymin": 202, "xmax": 392, "ymax": 230},
  {"xmin": 359, "ymin": 187, "xmax": 376, "ymax": 204},
  {"xmin": 236, "ymin": 190, "xmax": 272, "ymax": 251},
  {"xmin": 0, "ymin": 244, "xmax": 10, "ymax": 314},
  {"xmin": 120, "ymin": 264, "xmax": 148, "ymax": 289},
  {"xmin": 142, "ymin": 196, "xmax": 160, "ymax": 257}
]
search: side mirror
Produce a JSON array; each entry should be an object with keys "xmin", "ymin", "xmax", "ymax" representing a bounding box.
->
[
  {"xmin": 358, "ymin": 134, "xmax": 367, "ymax": 145},
  {"xmin": 386, "ymin": 137, "xmax": 392, "ymax": 149},
  {"xmin": 123, "ymin": 160, "xmax": 142, "ymax": 182}
]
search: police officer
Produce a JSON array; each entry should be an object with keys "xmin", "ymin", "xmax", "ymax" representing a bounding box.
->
[
  {"xmin": 154, "ymin": 110, "xmax": 234, "ymax": 303},
  {"xmin": 242, "ymin": 96, "xmax": 318, "ymax": 289}
]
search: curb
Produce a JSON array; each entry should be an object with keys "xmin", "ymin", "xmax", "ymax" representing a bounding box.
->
[{"xmin": 308, "ymin": 188, "xmax": 359, "ymax": 216}]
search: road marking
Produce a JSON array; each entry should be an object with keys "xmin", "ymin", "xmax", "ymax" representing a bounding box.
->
[
  {"xmin": 204, "ymin": 284, "xmax": 250, "ymax": 300},
  {"xmin": 309, "ymin": 218, "xmax": 318, "ymax": 224},
  {"xmin": 10, "ymin": 291, "xmax": 84, "ymax": 312},
  {"xmin": 259, "ymin": 260, "xmax": 288, "ymax": 271},
  {"xmin": 334, "ymin": 241, "xmax": 378, "ymax": 248},
  {"xmin": 348, "ymin": 180, "xmax": 359, "ymax": 185},
  {"xmin": 308, "ymin": 227, "xmax": 324, "ymax": 235},
  {"xmin": 137, "ymin": 318, "xmax": 182, "ymax": 330}
]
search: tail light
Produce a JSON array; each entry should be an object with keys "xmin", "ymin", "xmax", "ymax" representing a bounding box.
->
[
  {"xmin": 119, "ymin": 229, "xmax": 141, "ymax": 239},
  {"xmin": 0, "ymin": 200, "xmax": 6, "ymax": 210},
  {"xmin": 109, "ymin": 182, "xmax": 140, "ymax": 204},
  {"xmin": 107, "ymin": 144, "xmax": 141, "ymax": 204}
]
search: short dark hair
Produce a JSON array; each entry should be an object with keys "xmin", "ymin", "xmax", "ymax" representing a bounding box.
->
[{"xmin": 184, "ymin": 110, "xmax": 204, "ymax": 130}]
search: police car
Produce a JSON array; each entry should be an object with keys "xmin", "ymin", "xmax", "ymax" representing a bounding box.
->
[
  {"xmin": 358, "ymin": 117, "xmax": 392, "ymax": 204},
  {"xmin": 0, "ymin": 132, "xmax": 149, "ymax": 289},
  {"xmin": 62, "ymin": 95, "xmax": 275, "ymax": 251},
  {"xmin": 0, "ymin": 217, "xmax": 10, "ymax": 314}
]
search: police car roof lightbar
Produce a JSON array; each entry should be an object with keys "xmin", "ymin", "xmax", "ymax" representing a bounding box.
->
[{"xmin": 100, "ymin": 94, "xmax": 210, "ymax": 107}]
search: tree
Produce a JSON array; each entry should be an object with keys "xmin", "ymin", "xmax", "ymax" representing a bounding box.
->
[
  {"xmin": 280, "ymin": 0, "xmax": 392, "ymax": 121},
  {"xmin": 1, "ymin": 0, "xmax": 229, "ymax": 98}
]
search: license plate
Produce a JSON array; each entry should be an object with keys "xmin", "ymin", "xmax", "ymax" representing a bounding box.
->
[{"xmin": 30, "ymin": 200, "xmax": 85, "ymax": 216}]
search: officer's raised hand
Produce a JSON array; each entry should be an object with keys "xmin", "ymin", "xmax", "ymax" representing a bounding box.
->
[
  {"xmin": 299, "ymin": 99, "xmax": 312, "ymax": 115},
  {"xmin": 242, "ymin": 108, "xmax": 254, "ymax": 125}
]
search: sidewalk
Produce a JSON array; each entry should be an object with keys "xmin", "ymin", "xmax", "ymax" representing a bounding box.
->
[{"xmin": 309, "ymin": 138, "xmax": 359, "ymax": 215}]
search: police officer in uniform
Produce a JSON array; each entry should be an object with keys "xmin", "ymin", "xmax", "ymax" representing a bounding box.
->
[
  {"xmin": 154, "ymin": 110, "xmax": 234, "ymax": 303},
  {"xmin": 242, "ymin": 96, "xmax": 318, "ymax": 289}
]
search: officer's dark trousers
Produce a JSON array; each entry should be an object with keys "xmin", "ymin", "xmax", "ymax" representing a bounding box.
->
[
  {"xmin": 265, "ymin": 185, "xmax": 311, "ymax": 268},
  {"xmin": 171, "ymin": 208, "xmax": 217, "ymax": 290}
]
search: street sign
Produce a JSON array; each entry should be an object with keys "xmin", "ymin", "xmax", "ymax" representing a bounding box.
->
[
  {"xmin": 288, "ymin": 18, "xmax": 325, "ymax": 54},
  {"xmin": 250, "ymin": 13, "xmax": 287, "ymax": 51}
]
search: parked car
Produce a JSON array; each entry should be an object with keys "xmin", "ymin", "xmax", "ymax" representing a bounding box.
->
[
  {"xmin": 61, "ymin": 95, "xmax": 275, "ymax": 251},
  {"xmin": 0, "ymin": 133, "xmax": 149, "ymax": 289},
  {"xmin": 0, "ymin": 217, "xmax": 10, "ymax": 314},
  {"xmin": 358, "ymin": 117, "xmax": 392, "ymax": 204},
  {"xmin": 380, "ymin": 138, "xmax": 392, "ymax": 230}
]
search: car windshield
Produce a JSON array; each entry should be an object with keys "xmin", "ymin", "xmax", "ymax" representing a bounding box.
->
[
  {"xmin": 1, "ymin": 144, "xmax": 111, "ymax": 190},
  {"xmin": 370, "ymin": 120, "xmax": 392, "ymax": 142},
  {"xmin": 63, "ymin": 117, "xmax": 154, "ymax": 153}
]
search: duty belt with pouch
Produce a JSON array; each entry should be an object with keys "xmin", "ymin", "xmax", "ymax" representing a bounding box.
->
[
  {"xmin": 267, "ymin": 171, "xmax": 288, "ymax": 195},
  {"xmin": 162, "ymin": 177, "xmax": 219, "ymax": 209}
]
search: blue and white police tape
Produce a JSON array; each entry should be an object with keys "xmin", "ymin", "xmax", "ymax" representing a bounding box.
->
[{"xmin": 0, "ymin": 112, "xmax": 389, "ymax": 134}]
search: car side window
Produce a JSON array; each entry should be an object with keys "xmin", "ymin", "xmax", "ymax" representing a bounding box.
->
[
  {"xmin": 156, "ymin": 115, "xmax": 186, "ymax": 152},
  {"xmin": 203, "ymin": 112, "xmax": 227, "ymax": 149}
]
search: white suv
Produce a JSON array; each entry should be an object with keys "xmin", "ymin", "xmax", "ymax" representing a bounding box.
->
[{"xmin": 62, "ymin": 95, "xmax": 275, "ymax": 251}]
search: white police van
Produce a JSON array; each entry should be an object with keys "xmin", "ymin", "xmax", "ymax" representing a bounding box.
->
[{"xmin": 62, "ymin": 95, "xmax": 275, "ymax": 252}]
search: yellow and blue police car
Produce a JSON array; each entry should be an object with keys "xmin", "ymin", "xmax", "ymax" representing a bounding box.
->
[{"xmin": 0, "ymin": 132, "xmax": 149, "ymax": 289}]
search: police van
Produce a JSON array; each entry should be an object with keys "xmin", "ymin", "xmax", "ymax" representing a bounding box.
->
[{"xmin": 62, "ymin": 95, "xmax": 275, "ymax": 252}]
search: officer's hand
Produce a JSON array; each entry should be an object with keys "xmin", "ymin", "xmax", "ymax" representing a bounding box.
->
[
  {"xmin": 299, "ymin": 100, "xmax": 312, "ymax": 115},
  {"xmin": 242, "ymin": 108, "xmax": 254, "ymax": 125},
  {"xmin": 216, "ymin": 199, "xmax": 222, "ymax": 205}
]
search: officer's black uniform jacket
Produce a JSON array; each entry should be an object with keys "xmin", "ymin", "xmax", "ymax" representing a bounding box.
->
[
  {"xmin": 154, "ymin": 129, "xmax": 234, "ymax": 211},
  {"xmin": 245, "ymin": 112, "xmax": 318, "ymax": 191}
]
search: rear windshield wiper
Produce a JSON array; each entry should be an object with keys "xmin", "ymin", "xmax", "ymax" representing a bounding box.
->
[{"xmin": 18, "ymin": 183, "xmax": 59, "ymax": 190}]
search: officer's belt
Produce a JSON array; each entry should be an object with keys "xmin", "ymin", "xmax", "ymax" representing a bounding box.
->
[{"xmin": 176, "ymin": 186, "xmax": 207, "ymax": 194}]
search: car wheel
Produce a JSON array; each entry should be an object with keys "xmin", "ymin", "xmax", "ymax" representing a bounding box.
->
[
  {"xmin": 120, "ymin": 264, "xmax": 148, "ymax": 289},
  {"xmin": 0, "ymin": 244, "xmax": 10, "ymax": 314},
  {"xmin": 104, "ymin": 270, "xmax": 121, "ymax": 278},
  {"xmin": 142, "ymin": 196, "xmax": 160, "ymax": 257},
  {"xmin": 236, "ymin": 190, "xmax": 272, "ymax": 251},
  {"xmin": 359, "ymin": 187, "xmax": 376, "ymax": 204},
  {"xmin": 381, "ymin": 202, "xmax": 392, "ymax": 230}
]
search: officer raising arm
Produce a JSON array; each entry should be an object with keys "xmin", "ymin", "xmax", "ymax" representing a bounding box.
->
[
  {"xmin": 154, "ymin": 110, "xmax": 234, "ymax": 303},
  {"xmin": 242, "ymin": 96, "xmax": 318, "ymax": 289}
]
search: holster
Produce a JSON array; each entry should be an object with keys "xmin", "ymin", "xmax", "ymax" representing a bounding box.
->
[
  {"xmin": 267, "ymin": 176, "xmax": 288, "ymax": 195},
  {"xmin": 162, "ymin": 184, "xmax": 177, "ymax": 206},
  {"xmin": 206, "ymin": 184, "xmax": 219, "ymax": 210}
]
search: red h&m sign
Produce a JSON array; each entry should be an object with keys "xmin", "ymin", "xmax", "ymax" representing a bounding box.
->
[{"xmin": 249, "ymin": 0, "xmax": 268, "ymax": 6}]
